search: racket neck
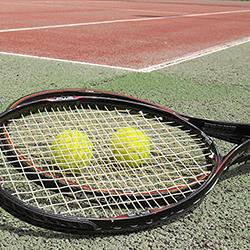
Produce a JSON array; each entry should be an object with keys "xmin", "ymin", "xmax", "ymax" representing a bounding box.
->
[
  {"xmin": 221, "ymin": 139, "xmax": 250, "ymax": 169},
  {"xmin": 182, "ymin": 116, "xmax": 250, "ymax": 144}
]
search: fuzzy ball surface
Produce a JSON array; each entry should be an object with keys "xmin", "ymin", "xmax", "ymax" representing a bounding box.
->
[
  {"xmin": 110, "ymin": 127, "xmax": 151, "ymax": 167},
  {"xmin": 51, "ymin": 130, "xmax": 93, "ymax": 174}
]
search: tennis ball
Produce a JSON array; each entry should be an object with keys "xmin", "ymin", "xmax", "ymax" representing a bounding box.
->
[
  {"xmin": 110, "ymin": 127, "xmax": 151, "ymax": 167},
  {"xmin": 51, "ymin": 130, "xmax": 92, "ymax": 174}
]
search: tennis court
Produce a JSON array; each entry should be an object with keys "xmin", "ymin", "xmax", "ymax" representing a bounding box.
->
[{"xmin": 0, "ymin": 0, "xmax": 249, "ymax": 249}]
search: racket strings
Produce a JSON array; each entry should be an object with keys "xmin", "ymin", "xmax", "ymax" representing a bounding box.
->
[
  {"xmin": 2, "ymin": 105, "xmax": 211, "ymax": 189},
  {"xmin": 0, "ymin": 104, "xmax": 213, "ymax": 218},
  {"xmin": 5, "ymin": 109, "xmax": 210, "ymax": 178},
  {"xmin": 91, "ymin": 105, "xmax": 170, "ymax": 208},
  {"xmin": 69, "ymin": 105, "xmax": 171, "ymax": 211},
  {"xmin": 99, "ymin": 106, "xmax": 195, "ymax": 201}
]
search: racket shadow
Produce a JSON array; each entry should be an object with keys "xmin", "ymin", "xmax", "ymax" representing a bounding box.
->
[
  {"xmin": 0, "ymin": 220, "xmax": 153, "ymax": 238},
  {"xmin": 0, "ymin": 223, "xmax": 97, "ymax": 239}
]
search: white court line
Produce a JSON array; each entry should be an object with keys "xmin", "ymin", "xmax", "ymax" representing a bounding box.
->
[
  {"xmin": 0, "ymin": 17, "xmax": 174, "ymax": 33},
  {"xmin": 0, "ymin": 51, "xmax": 140, "ymax": 72},
  {"xmin": 0, "ymin": 9, "xmax": 249, "ymax": 33},
  {"xmin": 140, "ymin": 37, "xmax": 250, "ymax": 72},
  {"xmin": 0, "ymin": 37, "xmax": 249, "ymax": 73}
]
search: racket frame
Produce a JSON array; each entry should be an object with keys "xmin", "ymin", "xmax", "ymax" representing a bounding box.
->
[{"xmin": 0, "ymin": 89, "xmax": 249, "ymax": 234}]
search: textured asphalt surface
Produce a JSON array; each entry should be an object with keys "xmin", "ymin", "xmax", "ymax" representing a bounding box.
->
[{"xmin": 0, "ymin": 43, "xmax": 249, "ymax": 249}]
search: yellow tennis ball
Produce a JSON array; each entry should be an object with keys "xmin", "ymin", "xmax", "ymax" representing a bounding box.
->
[
  {"xmin": 51, "ymin": 130, "xmax": 92, "ymax": 174},
  {"xmin": 110, "ymin": 127, "xmax": 151, "ymax": 167}
]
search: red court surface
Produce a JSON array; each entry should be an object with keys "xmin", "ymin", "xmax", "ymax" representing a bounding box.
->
[{"xmin": 0, "ymin": 0, "xmax": 250, "ymax": 70}]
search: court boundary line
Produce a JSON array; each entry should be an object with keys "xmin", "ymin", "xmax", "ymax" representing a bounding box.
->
[
  {"xmin": 0, "ymin": 51, "xmax": 140, "ymax": 72},
  {"xmin": 0, "ymin": 37, "xmax": 249, "ymax": 73},
  {"xmin": 140, "ymin": 37, "xmax": 250, "ymax": 72},
  {"xmin": 0, "ymin": 9, "xmax": 249, "ymax": 33}
]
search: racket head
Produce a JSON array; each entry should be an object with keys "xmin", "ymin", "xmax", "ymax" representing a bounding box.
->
[
  {"xmin": 10, "ymin": 89, "xmax": 250, "ymax": 145},
  {"xmin": 0, "ymin": 91, "xmax": 232, "ymax": 234}
]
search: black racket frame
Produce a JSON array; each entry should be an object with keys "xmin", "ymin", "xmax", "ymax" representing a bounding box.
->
[{"xmin": 0, "ymin": 89, "xmax": 249, "ymax": 234}]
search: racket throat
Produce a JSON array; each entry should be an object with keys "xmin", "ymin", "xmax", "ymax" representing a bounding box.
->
[{"xmin": 220, "ymin": 139, "xmax": 250, "ymax": 170}]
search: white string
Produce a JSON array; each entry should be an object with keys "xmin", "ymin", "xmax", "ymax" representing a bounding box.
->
[{"xmin": 0, "ymin": 104, "xmax": 213, "ymax": 218}]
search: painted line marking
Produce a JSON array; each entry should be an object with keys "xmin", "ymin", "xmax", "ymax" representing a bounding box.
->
[
  {"xmin": 0, "ymin": 37, "xmax": 249, "ymax": 73},
  {"xmin": 0, "ymin": 17, "xmax": 175, "ymax": 33},
  {"xmin": 140, "ymin": 37, "xmax": 250, "ymax": 72},
  {"xmin": 0, "ymin": 9, "xmax": 249, "ymax": 33},
  {"xmin": 0, "ymin": 51, "xmax": 140, "ymax": 72}
]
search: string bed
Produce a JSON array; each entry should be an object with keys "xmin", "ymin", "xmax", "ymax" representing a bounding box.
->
[{"xmin": 0, "ymin": 104, "xmax": 213, "ymax": 218}]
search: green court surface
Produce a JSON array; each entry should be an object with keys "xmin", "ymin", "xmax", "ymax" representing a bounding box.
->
[{"xmin": 0, "ymin": 43, "xmax": 249, "ymax": 249}]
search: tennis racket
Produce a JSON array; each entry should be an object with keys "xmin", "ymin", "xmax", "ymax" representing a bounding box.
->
[{"xmin": 0, "ymin": 89, "xmax": 249, "ymax": 234}]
